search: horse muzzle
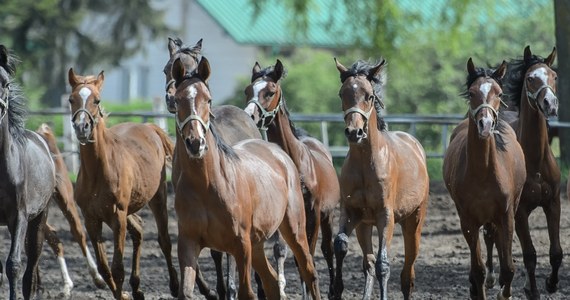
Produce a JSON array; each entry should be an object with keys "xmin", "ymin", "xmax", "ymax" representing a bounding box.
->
[
  {"xmin": 543, "ymin": 95, "xmax": 558, "ymax": 117},
  {"xmin": 244, "ymin": 102, "xmax": 261, "ymax": 125},
  {"xmin": 184, "ymin": 136, "xmax": 207, "ymax": 158},
  {"xmin": 344, "ymin": 126, "xmax": 367, "ymax": 143},
  {"xmin": 165, "ymin": 94, "xmax": 177, "ymax": 114},
  {"xmin": 73, "ymin": 121, "xmax": 93, "ymax": 144},
  {"xmin": 477, "ymin": 117, "xmax": 495, "ymax": 138}
]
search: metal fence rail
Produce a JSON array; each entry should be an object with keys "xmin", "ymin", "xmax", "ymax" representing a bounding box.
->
[{"xmin": 28, "ymin": 109, "xmax": 570, "ymax": 172}]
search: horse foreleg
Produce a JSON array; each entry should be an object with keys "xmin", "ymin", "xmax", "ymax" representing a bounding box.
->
[
  {"xmin": 85, "ymin": 218, "xmax": 117, "ymax": 298},
  {"xmin": 494, "ymin": 213, "xmax": 515, "ymax": 300},
  {"xmin": 542, "ymin": 195, "xmax": 563, "ymax": 293},
  {"xmin": 23, "ymin": 209, "xmax": 48, "ymax": 300},
  {"xmin": 356, "ymin": 224, "xmax": 376, "ymax": 300},
  {"xmin": 110, "ymin": 211, "xmax": 129, "ymax": 300},
  {"xmin": 375, "ymin": 212, "xmax": 396, "ymax": 300},
  {"xmin": 210, "ymin": 249, "xmax": 227, "ymax": 299},
  {"xmin": 233, "ymin": 238, "xmax": 256, "ymax": 300},
  {"xmin": 177, "ymin": 234, "xmax": 201, "ymax": 299},
  {"xmin": 400, "ymin": 200, "xmax": 427, "ymax": 300},
  {"xmin": 514, "ymin": 207, "xmax": 539, "ymax": 299},
  {"xmin": 6, "ymin": 212, "xmax": 28, "ymax": 300},
  {"xmin": 482, "ymin": 223, "xmax": 496, "ymax": 289},
  {"xmin": 149, "ymin": 188, "xmax": 180, "ymax": 297},
  {"xmin": 332, "ymin": 207, "xmax": 357, "ymax": 300},
  {"xmin": 126, "ymin": 214, "xmax": 144, "ymax": 300},
  {"xmin": 226, "ymin": 253, "xmax": 237, "ymax": 300},
  {"xmin": 461, "ymin": 220, "xmax": 486, "ymax": 300},
  {"xmin": 44, "ymin": 222, "xmax": 73, "ymax": 298},
  {"xmin": 319, "ymin": 212, "xmax": 335, "ymax": 299}
]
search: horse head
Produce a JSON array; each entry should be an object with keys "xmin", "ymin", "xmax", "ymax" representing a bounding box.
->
[
  {"xmin": 243, "ymin": 59, "xmax": 285, "ymax": 130},
  {"xmin": 67, "ymin": 68, "xmax": 104, "ymax": 144},
  {"xmin": 335, "ymin": 57, "xmax": 386, "ymax": 144},
  {"xmin": 522, "ymin": 45, "xmax": 558, "ymax": 117},
  {"xmin": 172, "ymin": 55, "xmax": 212, "ymax": 158},
  {"xmin": 164, "ymin": 37, "xmax": 202, "ymax": 113},
  {"xmin": 465, "ymin": 58, "xmax": 507, "ymax": 139}
]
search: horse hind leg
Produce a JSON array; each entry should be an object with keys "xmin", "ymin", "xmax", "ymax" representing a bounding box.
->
[
  {"xmin": 44, "ymin": 222, "xmax": 73, "ymax": 298},
  {"xmin": 400, "ymin": 200, "xmax": 427, "ymax": 300},
  {"xmin": 251, "ymin": 243, "xmax": 281, "ymax": 299},
  {"xmin": 279, "ymin": 215, "xmax": 321, "ymax": 299},
  {"xmin": 494, "ymin": 214, "xmax": 515, "ymax": 300},
  {"xmin": 23, "ymin": 209, "xmax": 48, "ymax": 300},
  {"xmin": 126, "ymin": 214, "xmax": 144, "ymax": 300},
  {"xmin": 542, "ymin": 197, "xmax": 563, "ymax": 293},
  {"xmin": 461, "ymin": 220, "xmax": 486, "ymax": 300},
  {"xmin": 482, "ymin": 223, "xmax": 497, "ymax": 289},
  {"xmin": 319, "ymin": 212, "xmax": 335, "ymax": 299},
  {"xmin": 272, "ymin": 231, "xmax": 288, "ymax": 299},
  {"xmin": 514, "ymin": 208, "xmax": 539, "ymax": 299},
  {"xmin": 148, "ymin": 184, "xmax": 179, "ymax": 297},
  {"xmin": 355, "ymin": 224, "xmax": 376, "ymax": 300},
  {"xmin": 6, "ymin": 213, "xmax": 29, "ymax": 300}
]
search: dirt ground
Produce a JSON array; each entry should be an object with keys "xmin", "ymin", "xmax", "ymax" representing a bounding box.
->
[{"xmin": 1, "ymin": 183, "xmax": 569, "ymax": 300}]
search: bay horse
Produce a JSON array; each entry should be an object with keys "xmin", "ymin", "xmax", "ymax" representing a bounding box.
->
[
  {"xmin": 443, "ymin": 58, "xmax": 526, "ymax": 300},
  {"xmin": 36, "ymin": 123, "xmax": 106, "ymax": 297},
  {"xmin": 0, "ymin": 45, "xmax": 57, "ymax": 300},
  {"xmin": 164, "ymin": 37, "xmax": 261, "ymax": 300},
  {"xmin": 244, "ymin": 59, "xmax": 340, "ymax": 298},
  {"xmin": 67, "ymin": 68, "xmax": 178, "ymax": 300},
  {"xmin": 493, "ymin": 46, "xmax": 561, "ymax": 299},
  {"xmin": 333, "ymin": 58, "xmax": 429, "ymax": 300},
  {"xmin": 171, "ymin": 56, "xmax": 320, "ymax": 300}
]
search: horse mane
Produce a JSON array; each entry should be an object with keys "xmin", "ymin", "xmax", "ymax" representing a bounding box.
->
[
  {"xmin": 341, "ymin": 60, "xmax": 388, "ymax": 131},
  {"xmin": 461, "ymin": 66, "xmax": 508, "ymax": 151},
  {"xmin": 0, "ymin": 52, "xmax": 28, "ymax": 145},
  {"xmin": 503, "ymin": 54, "xmax": 547, "ymax": 108},
  {"xmin": 210, "ymin": 122, "xmax": 239, "ymax": 160}
]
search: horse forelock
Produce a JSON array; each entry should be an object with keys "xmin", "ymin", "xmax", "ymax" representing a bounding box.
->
[
  {"xmin": 504, "ymin": 55, "xmax": 550, "ymax": 108},
  {"xmin": 461, "ymin": 67, "xmax": 501, "ymax": 100},
  {"xmin": 341, "ymin": 60, "xmax": 387, "ymax": 99},
  {"xmin": 251, "ymin": 65, "xmax": 288, "ymax": 83}
]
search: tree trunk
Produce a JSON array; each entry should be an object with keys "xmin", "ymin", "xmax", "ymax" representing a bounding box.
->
[{"xmin": 555, "ymin": 0, "xmax": 570, "ymax": 166}]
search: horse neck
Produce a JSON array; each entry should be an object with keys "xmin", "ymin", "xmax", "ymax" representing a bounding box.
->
[
  {"xmin": 175, "ymin": 130, "xmax": 228, "ymax": 189},
  {"xmin": 78, "ymin": 120, "xmax": 111, "ymax": 176},
  {"xmin": 267, "ymin": 107, "xmax": 307, "ymax": 166},
  {"xmin": 466, "ymin": 118, "xmax": 499, "ymax": 172},
  {"xmin": 518, "ymin": 93, "xmax": 550, "ymax": 167},
  {"xmin": 0, "ymin": 118, "xmax": 15, "ymax": 162}
]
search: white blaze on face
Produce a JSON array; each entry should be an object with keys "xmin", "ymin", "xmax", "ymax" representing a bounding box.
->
[
  {"xmin": 529, "ymin": 67, "xmax": 548, "ymax": 84},
  {"xmin": 244, "ymin": 81, "xmax": 268, "ymax": 116},
  {"xmin": 479, "ymin": 82, "xmax": 492, "ymax": 100},
  {"xmin": 78, "ymin": 87, "xmax": 92, "ymax": 122},
  {"xmin": 188, "ymin": 85, "xmax": 205, "ymax": 138},
  {"xmin": 352, "ymin": 83, "xmax": 358, "ymax": 91}
]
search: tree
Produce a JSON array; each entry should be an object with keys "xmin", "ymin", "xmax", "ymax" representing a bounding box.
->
[
  {"xmin": 555, "ymin": 0, "xmax": 570, "ymax": 166},
  {"xmin": 0, "ymin": 0, "xmax": 169, "ymax": 107}
]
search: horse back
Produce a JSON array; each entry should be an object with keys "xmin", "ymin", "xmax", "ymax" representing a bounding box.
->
[{"xmin": 212, "ymin": 105, "xmax": 261, "ymax": 145}]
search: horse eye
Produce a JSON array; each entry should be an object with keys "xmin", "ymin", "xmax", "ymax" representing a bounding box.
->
[
  {"xmin": 367, "ymin": 95, "xmax": 374, "ymax": 102},
  {"xmin": 94, "ymin": 98, "xmax": 100, "ymax": 105},
  {"xmin": 265, "ymin": 92, "xmax": 274, "ymax": 98},
  {"xmin": 208, "ymin": 99, "xmax": 212, "ymax": 105},
  {"xmin": 469, "ymin": 92, "xmax": 475, "ymax": 98},
  {"xmin": 527, "ymin": 77, "xmax": 534, "ymax": 83},
  {"xmin": 498, "ymin": 93, "xmax": 503, "ymax": 98},
  {"xmin": 68, "ymin": 97, "xmax": 73, "ymax": 104}
]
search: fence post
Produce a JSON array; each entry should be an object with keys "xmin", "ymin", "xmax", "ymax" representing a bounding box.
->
[
  {"xmin": 153, "ymin": 96, "xmax": 168, "ymax": 132},
  {"xmin": 61, "ymin": 94, "xmax": 79, "ymax": 174}
]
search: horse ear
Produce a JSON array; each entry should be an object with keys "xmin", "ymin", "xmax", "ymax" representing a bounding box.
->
[
  {"xmin": 172, "ymin": 57, "xmax": 186, "ymax": 86},
  {"xmin": 253, "ymin": 62, "xmax": 261, "ymax": 75},
  {"xmin": 0, "ymin": 45, "xmax": 8, "ymax": 69},
  {"xmin": 467, "ymin": 57, "xmax": 476, "ymax": 75},
  {"xmin": 545, "ymin": 47, "xmax": 557, "ymax": 67},
  {"xmin": 197, "ymin": 56, "xmax": 211, "ymax": 83},
  {"xmin": 493, "ymin": 60, "xmax": 507, "ymax": 80},
  {"xmin": 95, "ymin": 71, "xmax": 105, "ymax": 90},
  {"xmin": 68, "ymin": 68, "xmax": 80, "ymax": 87},
  {"xmin": 272, "ymin": 59, "xmax": 284, "ymax": 82},
  {"xmin": 368, "ymin": 59, "xmax": 386, "ymax": 80},
  {"xmin": 192, "ymin": 38, "xmax": 203, "ymax": 53},
  {"xmin": 168, "ymin": 37, "xmax": 179, "ymax": 56},
  {"xmin": 523, "ymin": 45, "xmax": 532, "ymax": 63},
  {"xmin": 334, "ymin": 57, "xmax": 348, "ymax": 74}
]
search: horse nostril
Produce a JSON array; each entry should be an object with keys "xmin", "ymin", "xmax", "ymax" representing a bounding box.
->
[
  {"xmin": 185, "ymin": 137, "xmax": 192, "ymax": 150},
  {"xmin": 356, "ymin": 128, "xmax": 364, "ymax": 139},
  {"xmin": 344, "ymin": 128, "xmax": 351, "ymax": 138}
]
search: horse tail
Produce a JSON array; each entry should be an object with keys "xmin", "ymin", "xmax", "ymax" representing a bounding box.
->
[{"xmin": 147, "ymin": 124, "xmax": 174, "ymax": 165}]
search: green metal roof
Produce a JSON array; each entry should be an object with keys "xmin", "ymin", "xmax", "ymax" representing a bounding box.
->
[{"xmin": 196, "ymin": 0, "xmax": 552, "ymax": 49}]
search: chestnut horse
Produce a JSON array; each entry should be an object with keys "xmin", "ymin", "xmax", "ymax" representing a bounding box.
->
[
  {"xmin": 333, "ymin": 58, "xmax": 429, "ymax": 300},
  {"xmin": 67, "ymin": 69, "xmax": 178, "ymax": 300},
  {"xmin": 171, "ymin": 56, "xmax": 320, "ymax": 300},
  {"xmin": 443, "ymin": 58, "xmax": 526, "ymax": 300},
  {"xmin": 36, "ymin": 123, "xmax": 105, "ymax": 297},
  {"xmin": 244, "ymin": 59, "xmax": 340, "ymax": 297},
  {"xmin": 0, "ymin": 45, "xmax": 57, "ymax": 300},
  {"xmin": 164, "ymin": 37, "xmax": 261, "ymax": 300},
  {"xmin": 494, "ymin": 46, "xmax": 561, "ymax": 299}
]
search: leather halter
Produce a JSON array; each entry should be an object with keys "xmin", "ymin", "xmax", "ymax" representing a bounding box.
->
[
  {"xmin": 246, "ymin": 81, "xmax": 283, "ymax": 139},
  {"xmin": 524, "ymin": 80, "xmax": 556, "ymax": 115}
]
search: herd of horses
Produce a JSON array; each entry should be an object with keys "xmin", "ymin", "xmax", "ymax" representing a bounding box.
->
[{"xmin": 0, "ymin": 38, "xmax": 563, "ymax": 300}]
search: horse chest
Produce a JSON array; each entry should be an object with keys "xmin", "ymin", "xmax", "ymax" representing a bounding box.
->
[{"xmin": 523, "ymin": 174, "xmax": 555, "ymax": 204}]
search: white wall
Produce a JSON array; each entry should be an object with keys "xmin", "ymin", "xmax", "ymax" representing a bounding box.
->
[{"xmin": 100, "ymin": 0, "xmax": 259, "ymax": 106}]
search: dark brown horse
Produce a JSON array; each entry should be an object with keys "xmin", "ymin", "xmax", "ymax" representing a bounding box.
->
[
  {"xmin": 164, "ymin": 37, "xmax": 261, "ymax": 300},
  {"xmin": 36, "ymin": 123, "xmax": 105, "ymax": 297},
  {"xmin": 244, "ymin": 59, "xmax": 340, "ymax": 298},
  {"xmin": 443, "ymin": 58, "xmax": 526, "ymax": 300},
  {"xmin": 333, "ymin": 58, "xmax": 429, "ymax": 300},
  {"xmin": 495, "ymin": 46, "xmax": 561, "ymax": 299},
  {"xmin": 67, "ymin": 68, "xmax": 178, "ymax": 300},
  {"xmin": 0, "ymin": 45, "xmax": 57, "ymax": 300},
  {"xmin": 172, "ymin": 56, "xmax": 320, "ymax": 300}
]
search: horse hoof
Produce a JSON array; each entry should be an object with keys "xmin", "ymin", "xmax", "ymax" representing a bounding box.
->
[
  {"xmin": 204, "ymin": 290, "xmax": 218, "ymax": 300},
  {"xmin": 523, "ymin": 287, "xmax": 539, "ymax": 300},
  {"xmin": 170, "ymin": 280, "xmax": 180, "ymax": 298},
  {"xmin": 496, "ymin": 292, "xmax": 511, "ymax": 300},
  {"xmin": 121, "ymin": 292, "xmax": 131, "ymax": 300},
  {"xmin": 91, "ymin": 272, "xmax": 106, "ymax": 289},
  {"xmin": 132, "ymin": 290, "xmax": 145, "ymax": 300},
  {"xmin": 545, "ymin": 276, "xmax": 558, "ymax": 293},
  {"xmin": 486, "ymin": 275, "xmax": 496, "ymax": 289}
]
